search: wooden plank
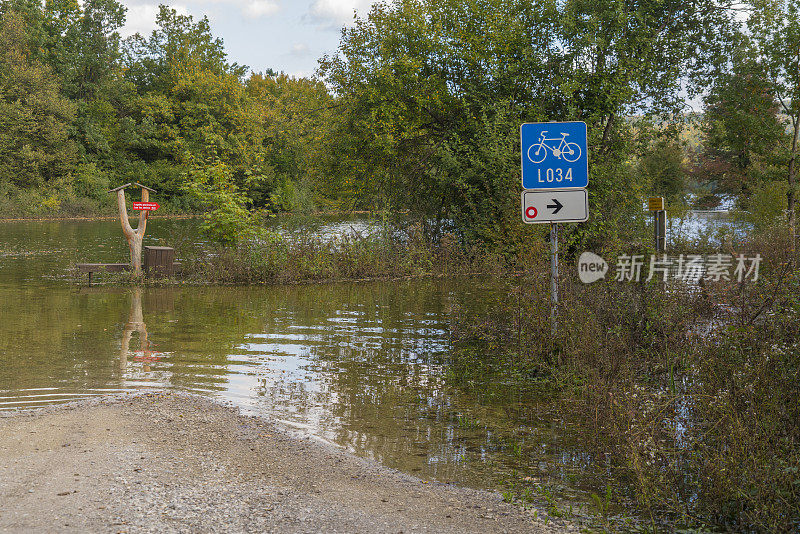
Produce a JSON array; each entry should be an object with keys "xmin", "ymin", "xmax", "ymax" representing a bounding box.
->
[
  {"xmin": 76, "ymin": 263, "xmax": 131, "ymax": 273},
  {"xmin": 143, "ymin": 246, "xmax": 176, "ymax": 276},
  {"xmin": 107, "ymin": 183, "xmax": 133, "ymax": 193},
  {"xmin": 107, "ymin": 182, "xmax": 157, "ymax": 194},
  {"xmin": 134, "ymin": 182, "xmax": 157, "ymax": 193}
]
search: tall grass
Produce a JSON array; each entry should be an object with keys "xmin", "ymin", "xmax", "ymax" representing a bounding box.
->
[
  {"xmin": 183, "ymin": 224, "xmax": 506, "ymax": 284},
  {"xmin": 448, "ymin": 228, "xmax": 800, "ymax": 532}
]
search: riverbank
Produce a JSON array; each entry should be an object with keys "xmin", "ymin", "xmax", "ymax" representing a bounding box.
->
[
  {"xmin": 0, "ymin": 214, "xmax": 198, "ymax": 222},
  {"xmin": 0, "ymin": 209, "xmax": 396, "ymax": 222},
  {"xmin": 0, "ymin": 393, "xmax": 575, "ymax": 533}
]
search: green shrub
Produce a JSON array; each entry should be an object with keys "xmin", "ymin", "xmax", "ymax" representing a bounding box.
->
[
  {"xmin": 736, "ymin": 180, "xmax": 791, "ymax": 231},
  {"xmin": 72, "ymin": 162, "xmax": 110, "ymax": 201}
]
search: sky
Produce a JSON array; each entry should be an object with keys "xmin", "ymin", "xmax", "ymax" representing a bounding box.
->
[{"xmin": 118, "ymin": 0, "xmax": 382, "ymax": 78}]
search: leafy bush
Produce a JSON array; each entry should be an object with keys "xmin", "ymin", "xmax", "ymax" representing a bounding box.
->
[
  {"xmin": 185, "ymin": 158, "xmax": 268, "ymax": 245},
  {"xmin": 736, "ymin": 180, "xmax": 791, "ymax": 231},
  {"xmin": 72, "ymin": 162, "xmax": 110, "ymax": 201}
]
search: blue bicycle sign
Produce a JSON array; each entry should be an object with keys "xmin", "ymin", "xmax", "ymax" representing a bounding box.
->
[{"xmin": 521, "ymin": 122, "xmax": 588, "ymax": 190}]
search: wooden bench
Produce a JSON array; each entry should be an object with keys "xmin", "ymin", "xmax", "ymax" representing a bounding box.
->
[
  {"xmin": 77, "ymin": 247, "xmax": 182, "ymax": 285},
  {"xmin": 76, "ymin": 263, "xmax": 131, "ymax": 285}
]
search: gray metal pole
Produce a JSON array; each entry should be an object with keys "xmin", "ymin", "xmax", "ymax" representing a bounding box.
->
[
  {"xmin": 654, "ymin": 211, "xmax": 658, "ymax": 252},
  {"xmin": 550, "ymin": 222, "xmax": 559, "ymax": 337},
  {"xmin": 657, "ymin": 210, "xmax": 667, "ymax": 252}
]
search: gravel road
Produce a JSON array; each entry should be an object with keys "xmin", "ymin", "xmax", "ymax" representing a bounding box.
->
[{"xmin": 0, "ymin": 393, "xmax": 576, "ymax": 533}]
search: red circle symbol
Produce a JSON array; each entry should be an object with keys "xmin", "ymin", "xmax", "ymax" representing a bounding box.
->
[{"xmin": 525, "ymin": 206, "xmax": 538, "ymax": 219}]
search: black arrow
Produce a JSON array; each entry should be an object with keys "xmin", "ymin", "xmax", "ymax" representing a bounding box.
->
[{"xmin": 547, "ymin": 198, "xmax": 563, "ymax": 214}]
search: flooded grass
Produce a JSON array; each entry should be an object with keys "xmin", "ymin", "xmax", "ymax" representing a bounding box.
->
[
  {"xmin": 180, "ymin": 224, "xmax": 506, "ymax": 285},
  {"xmin": 446, "ymin": 231, "xmax": 800, "ymax": 532}
]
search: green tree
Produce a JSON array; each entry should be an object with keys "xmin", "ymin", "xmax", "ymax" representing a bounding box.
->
[
  {"xmin": 122, "ymin": 5, "xmax": 246, "ymax": 94},
  {"xmin": 0, "ymin": 0, "xmax": 125, "ymax": 99},
  {"xmin": 52, "ymin": 0, "xmax": 126, "ymax": 100},
  {"xmin": 748, "ymin": 0, "xmax": 800, "ymax": 256},
  {"xmin": 245, "ymin": 72, "xmax": 335, "ymax": 210},
  {"xmin": 699, "ymin": 39, "xmax": 785, "ymax": 196},
  {"xmin": 184, "ymin": 155, "xmax": 262, "ymax": 245},
  {"xmin": 638, "ymin": 138, "xmax": 687, "ymax": 203},
  {"xmin": 0, "ymin": 12, "xmax": 77, "ymax": 190},
  {"xmin": 118, "ymin": 7, "xmax": 267, "ymax": 201},
  {"xmin": 319, "ymin": 0, "xmax": 737, "ymax": 247}
]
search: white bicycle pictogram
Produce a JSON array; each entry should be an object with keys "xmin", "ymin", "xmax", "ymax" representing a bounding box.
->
[{"xmin": 527, "ymin": 131, "xmax": 582, "ymax": 164}]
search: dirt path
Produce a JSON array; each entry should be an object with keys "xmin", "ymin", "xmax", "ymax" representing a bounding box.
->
[{"xmin": 0, "ymin": 393, "xmax": 575, "ymax": 533}]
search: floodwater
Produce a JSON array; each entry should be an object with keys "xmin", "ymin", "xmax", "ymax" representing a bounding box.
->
[
  {"xmin": 0, "ymin": 212, "xmax": 734, "ymax": 520},
  {"xmin": 0, "ymin": 217, "xmax": 609, "ymax": 506}
]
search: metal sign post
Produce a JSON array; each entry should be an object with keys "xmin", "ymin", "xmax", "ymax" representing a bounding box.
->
[
  {"xmin": 648, "ymin": 197, "xmax": 666, "ymax": 253},
  {"xmin": 550, "ymin": 223, "xmax": 559, "ymax": 336}
]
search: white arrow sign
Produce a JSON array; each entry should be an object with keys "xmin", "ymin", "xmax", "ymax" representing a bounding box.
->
[{"xmin": 521, "ymin": 189, "xmax": 588, "ymax": 224}]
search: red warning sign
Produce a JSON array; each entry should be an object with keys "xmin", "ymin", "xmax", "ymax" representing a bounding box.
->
[{"xmin": 133, "ymin": 202, "xmax": 160, "ymax": 211}]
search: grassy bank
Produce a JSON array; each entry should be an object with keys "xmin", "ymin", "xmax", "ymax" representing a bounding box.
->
[
  {"xmin": 0, "ymin": 186, "xmax": 198, "ymax": 221},
  {"xmin": 447, "ymin": 228, "xmax": 800, "ymax": 532},
  {"xmin": 180, "ymin": 225, "xmax": 510, "ymax": 285}
]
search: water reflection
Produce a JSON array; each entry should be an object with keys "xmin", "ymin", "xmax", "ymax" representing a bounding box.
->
[
  {"xmin": 120, "ymin": 288, "xmax": 147, "ymax": 371},
  {"xmin": 119, "ymin": 288, "xmax": 172, "ymax": 380},
  {"xmin": 0, "ymin": 279, "xmax": 606, "ymax": 497}
]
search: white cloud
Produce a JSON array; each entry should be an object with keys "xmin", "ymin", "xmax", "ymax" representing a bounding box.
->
[
  {"xmin": 308, "ymin": 0, "xmax": 378, "ymax": 27},
  {"xmin": 119, "ymin": 0, "xmax": 279, "ymax": 37},
  {"xmin": 288, "ymin": 43, "xmax": 310, "ymax": 57},
  {"xmin": 120, "ymin": 3, "xmax": 190, "ymax": 37},
  {"xmin": 120, "ymin": 4, "xmax": 159, "ymax": 37},
  {"xmin": 242, "ymin": 0, "xmax": 279, "ymax": 17}
]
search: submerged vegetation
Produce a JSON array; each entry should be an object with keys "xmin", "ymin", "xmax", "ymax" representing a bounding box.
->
[
  {"xmin": 182, "ymin": 223, "xmax": 507, "ymax": 284},
  {"xmin": 448, "ymin": 227, "xmax": 800, "ymax": 531}
]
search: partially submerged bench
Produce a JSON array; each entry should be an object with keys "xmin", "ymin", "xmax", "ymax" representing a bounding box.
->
[
  {"xmin": 76, "ymin": 263, "xmax": 130, "ymax": 285},
  {"xmin": 77, "ymin": 246, "xmax": 181, "ymax": 285}
]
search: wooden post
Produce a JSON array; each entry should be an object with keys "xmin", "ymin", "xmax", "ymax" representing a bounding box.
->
[{"xmin": 109, "ymin": 183, "xmax": 155, "ymax": 277}]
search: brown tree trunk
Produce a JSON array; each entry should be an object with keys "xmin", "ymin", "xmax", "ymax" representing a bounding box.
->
[
  {"xmin": 600, "ymin": 114, "xmax": 615, "ymax": 155},
  {"xmin": 789, "ymin": 113, "xmax": 799, "ymax": 266},
  {"xmin": 116, "ymin": 189, "xmax": 149, "ymax": 276}
]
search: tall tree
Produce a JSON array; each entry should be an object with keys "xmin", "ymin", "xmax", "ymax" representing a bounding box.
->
[
  {"xmin": 245, "ymin": 73, "xmax": 335, "ymax": 209},
  {"xmin": 319, "ymin": 0, "xmax": 737, "ymax": 246},
  {"xmin": 120, "ymin": 7, "xmax": 269, "ymax": 200},
  {"xmin": 748, "ymin": 0, "xmax": 800, "ymax": 259},
  {"xmin": 122, "ymin": 5, "xmax": 246, "ymax": 94},
  {"xmin": 699, "ymin": 38, "xmax": 785, "ymax": 196},
  {"xmin": 60, "ymin": 0, "xmax": 126, "ymax": 100},
  {"xmin": 0, "ymin": 11, "xmax": 77, "ymax": 189},
  {"xmin": 0, "ymin": 0, "xmax": 124, "ymax": 99}
]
